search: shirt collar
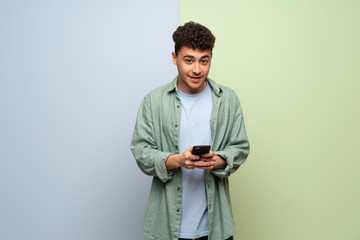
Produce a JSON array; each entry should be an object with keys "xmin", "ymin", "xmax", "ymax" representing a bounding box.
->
[{"xmin": 167, "ymin": 76, "xmax": 222, "ymax": 96}]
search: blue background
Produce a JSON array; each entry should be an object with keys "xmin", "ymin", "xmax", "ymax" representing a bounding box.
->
[{"xmin": 0, "ymin": 1, "xmax": 179, "ymax": 239}]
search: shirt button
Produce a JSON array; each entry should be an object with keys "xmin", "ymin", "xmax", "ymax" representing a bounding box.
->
[
  {"xmin": 175, "ymin": 124, "xmax": 178, "ymax": 128},
  {"xmin": 177, "ymin": 105, "xmax": 180, "ymax": 108},
  {"xmin": 176, "ymin": 209, "xmax": 180, "ymax": 212},
  {"xmin": 177, "ymin": 187, "xmax": 181, "ymax": 191}
]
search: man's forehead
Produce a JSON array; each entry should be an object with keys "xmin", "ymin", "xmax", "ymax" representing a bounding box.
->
[{"xmin": 179, "ymin": 46, "xmax": 212, "ymax": 57}]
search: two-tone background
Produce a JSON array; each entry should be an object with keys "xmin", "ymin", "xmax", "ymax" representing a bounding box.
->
[{"xmin": 1, "ymin": 0, "xmax": 359, "ymax": 239}]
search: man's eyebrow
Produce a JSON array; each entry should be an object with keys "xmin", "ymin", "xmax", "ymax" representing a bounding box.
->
[{"xmin": 183, "ymin": 55, "xmax": 210, "ymax": 59}]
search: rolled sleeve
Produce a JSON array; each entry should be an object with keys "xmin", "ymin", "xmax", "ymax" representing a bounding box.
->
[
  {"xmin": 154, "ymin": 152, "xmax": 174, "ymax": 182},
  {"xmin": 212, "ymin": 151, "xmax": 234, "ymax": 178}
]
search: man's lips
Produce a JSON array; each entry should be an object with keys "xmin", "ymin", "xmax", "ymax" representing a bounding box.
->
[{"xmin": 189, "ymin": 76, "xmax": 203, "ymax": 82}]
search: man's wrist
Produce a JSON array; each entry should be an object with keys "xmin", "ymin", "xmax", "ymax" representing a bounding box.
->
[
  {"xmin": 214, "ymin": 155, "xmax": 227, "ymax": 169},
  {"xmin": 165, "ymin": 154, "xmax": 181, "ymax": 170}
]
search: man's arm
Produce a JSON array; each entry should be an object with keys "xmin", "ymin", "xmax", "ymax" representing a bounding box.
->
[
  {"xmin": 130, "ymin": 96, "xmax": 174, "ymax": 182},
  {"xmin": 210, "ymin": 92, "xmax": 250, "ymax": 178}
]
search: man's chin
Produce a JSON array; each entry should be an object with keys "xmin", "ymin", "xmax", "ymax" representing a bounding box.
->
[{"xmin": 190, "ymin": 80, "xmax": 208, "ymax": 92}]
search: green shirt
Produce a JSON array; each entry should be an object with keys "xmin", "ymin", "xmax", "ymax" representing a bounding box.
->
[{"xmin": 130, "ymin": 77, "xmax": 250, "ymax": 240}]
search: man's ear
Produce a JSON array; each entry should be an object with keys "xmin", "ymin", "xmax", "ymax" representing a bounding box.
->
[{"xmin": 172, "ymin": 51, "xmax": 177, "ymax": 65}]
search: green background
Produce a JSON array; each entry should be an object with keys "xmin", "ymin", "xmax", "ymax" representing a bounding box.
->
[{"xmin": 181, "ymin": 0, "xmax": 360, "ymax": 239}]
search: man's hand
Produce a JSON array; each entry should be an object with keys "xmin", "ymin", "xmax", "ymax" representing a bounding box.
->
[
  {"xmin": 166, "ymin": 148, "xmax": 227, "ymax": 170},
  {"xmin": 166, "ymin": 147, "xmax": 200, "ymax": 170},
  {"xmin": 194, "ymin": 151, "xmax": 217, "ymax": 170}
]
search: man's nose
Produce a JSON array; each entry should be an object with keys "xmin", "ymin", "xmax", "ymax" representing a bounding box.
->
[{"xmin": 192, "ymin": 63, "xmax": 201, "ymax": 75}]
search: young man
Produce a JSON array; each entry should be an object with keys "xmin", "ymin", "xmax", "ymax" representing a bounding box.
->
[{"xmin": 130, "ymin": 22, "xmax": 249, "ymax": 240}]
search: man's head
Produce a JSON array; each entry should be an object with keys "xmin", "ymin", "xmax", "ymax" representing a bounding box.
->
[
  {"xmin": 172, "ymin": 21, "xmax": 216, "ymax": 55},
  {"xmin": 172, "ymin": 22, "xmax": 216, "ymax": 94}
]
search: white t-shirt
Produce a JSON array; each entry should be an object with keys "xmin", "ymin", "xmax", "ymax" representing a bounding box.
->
[{"xmin": 177, "ymin": 83, "xmax": 213, "ymax": 239}]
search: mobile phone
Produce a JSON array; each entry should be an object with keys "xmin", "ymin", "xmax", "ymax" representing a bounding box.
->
[{"xmin": 192, "ymin": 145, "xmax": 211, "ymax": 156}]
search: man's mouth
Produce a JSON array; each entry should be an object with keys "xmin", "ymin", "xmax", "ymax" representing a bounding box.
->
[{"xmin": 189, "ymin": 76, "xmax": 202, "ymax": 82}]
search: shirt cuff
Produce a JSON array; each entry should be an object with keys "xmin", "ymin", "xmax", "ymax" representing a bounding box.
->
[
  {"xmin": 154, "ymin": 152, "xmax": 173, "ymax": 182},
  {"xmin": 211, "ymin": 151, "xmax": 234, "ymax": 178}
]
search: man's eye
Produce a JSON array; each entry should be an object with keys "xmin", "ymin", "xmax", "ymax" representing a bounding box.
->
[
  {"xmin": 185, "ymin": 59, "xmax": 192, "ymax": 63},
  {"xmin": 201, "ymin": 60, "xmax": 208, "ymax": 64}
]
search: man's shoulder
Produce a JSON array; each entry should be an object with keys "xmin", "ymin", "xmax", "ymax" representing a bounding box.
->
[
  {"xmin": 219, "ymin": 84, "xmax": 237, "ymax": 94},
  {"xmin": 144, "ymin": 81, "xmax": 174, "ymax": 98},
  {"xmin": 208, "ymin": 78, "xmax": 238, "ymax": 98},
  {"xmin": 141, "ymin": 79, "xmax": 177, "ymax": 105}
]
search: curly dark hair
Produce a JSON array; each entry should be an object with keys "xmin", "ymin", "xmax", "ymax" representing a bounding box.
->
[{"xmin": 172, "ymin": 21, "xmax": 216, "ymax": 55}]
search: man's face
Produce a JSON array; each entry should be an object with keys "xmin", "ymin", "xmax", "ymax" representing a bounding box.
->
[{"xmin": 172, "ymin": 46, "xmax": 212, "ymax": 95}]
